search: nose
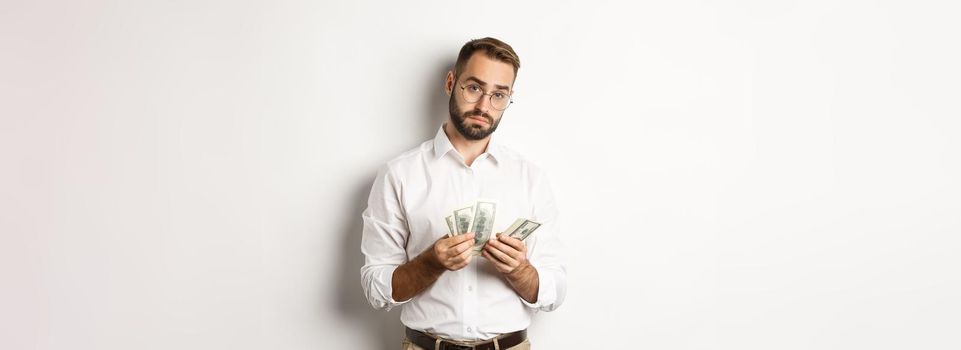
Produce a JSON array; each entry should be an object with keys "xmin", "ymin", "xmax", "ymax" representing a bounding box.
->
[{"xmin": 474, "ymin": 93, "xmax": 492, "ymax": 113}]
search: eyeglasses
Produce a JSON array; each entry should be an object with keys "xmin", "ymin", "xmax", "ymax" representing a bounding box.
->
[{"xmin": 459, "ymin": 83, "xmax": 513, "ymax": 111}]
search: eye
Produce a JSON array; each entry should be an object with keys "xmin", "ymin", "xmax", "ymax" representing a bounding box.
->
[
  {"xmin": 467, "ymin": 84, "xmax": 482, "ymax": 92},
  {"xmin": 493, "ymin": 92, "xmax": 508, "ymax": 99}
]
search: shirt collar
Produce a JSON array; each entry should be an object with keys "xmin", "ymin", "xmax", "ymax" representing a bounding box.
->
[{"xmin": 432, "ymin": 123, "xmax": 504, "ymax": 164}]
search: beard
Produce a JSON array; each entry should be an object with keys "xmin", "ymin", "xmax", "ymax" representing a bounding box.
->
[{"xmin": 449, "ymin": 94, "xmax": 502, "ymax": 141}]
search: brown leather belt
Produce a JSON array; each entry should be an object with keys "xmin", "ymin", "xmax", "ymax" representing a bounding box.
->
[{"xmin": 405, "ymin": 327, "xmax": 527, "ymax": 350}]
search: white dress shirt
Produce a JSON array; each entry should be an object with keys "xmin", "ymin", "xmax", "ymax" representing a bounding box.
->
[{"xmin": 360, "ymin": 123, "xmax": 567, "ymax": 341}]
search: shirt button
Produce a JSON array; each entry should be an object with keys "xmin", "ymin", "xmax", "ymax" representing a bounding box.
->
[
  {"xmin": 467, "ymin": 327, "xmax": 472, "ymax": 332},
  {"xmin": 468, "ymin": 286, "xmax": 473, "ymax": 291}
]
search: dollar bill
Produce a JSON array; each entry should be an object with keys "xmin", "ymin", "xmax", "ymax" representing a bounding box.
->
[
  {"xmin": 444, "ymin": 201, "xmax": 541, "ymax": 253},
  {"xmin": 468, "ymin": 201, "xmax": 497, "ymax": 255},
  {"xmin": 445, "ymin": 215, "xmax": 457, "ymax": 237},
  {"xmin": 452, "ymin": 205, "xmax": 475, "ymax": 235},
  {"xmin": 505, "ymin": 218, "xmax": 541, "ymax": 241}
]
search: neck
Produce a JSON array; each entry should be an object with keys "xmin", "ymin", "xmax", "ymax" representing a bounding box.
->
[{"xmin": 444, "ymin": 122, "xmax": 490, "ymax": 167}]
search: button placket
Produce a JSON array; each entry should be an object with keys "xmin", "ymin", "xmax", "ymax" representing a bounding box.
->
[{"xmin": 462, "ymin": 256, "xmax": 479, "ymax": 338}]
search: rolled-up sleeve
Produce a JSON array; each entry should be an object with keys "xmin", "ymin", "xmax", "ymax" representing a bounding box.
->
[
  {"xmin": 520, "ymin": 170, "xmax": 568, "ymax": 312},
  {"xmin": 360, "ymin": 165, "xmax": 412, "ymax": 312}
]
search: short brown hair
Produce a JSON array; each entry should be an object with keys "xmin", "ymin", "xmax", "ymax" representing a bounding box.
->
[{"xmin": 453, "ymin": 37, "xmax": 520, "ymax": 80}]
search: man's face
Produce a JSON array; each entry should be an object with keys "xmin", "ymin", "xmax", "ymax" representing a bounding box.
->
[{"xmin": 446, "ymin": 52, "xmax": 515, "ymax": 141}]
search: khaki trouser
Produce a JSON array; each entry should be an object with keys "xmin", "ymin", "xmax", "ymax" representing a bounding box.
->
[{"xmin": 402, "ymin": 337, "xmax": 531, "ymax": 350}]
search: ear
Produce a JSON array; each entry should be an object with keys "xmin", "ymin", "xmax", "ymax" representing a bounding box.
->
[{"xmin": 445, "ymin": 71, "xmax": 455, "ymax": 96}]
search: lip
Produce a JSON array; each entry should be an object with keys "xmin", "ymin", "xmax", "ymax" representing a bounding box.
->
[{"xmin": 467, "ymin": 115, "xmax": 489, "ymax": 124}]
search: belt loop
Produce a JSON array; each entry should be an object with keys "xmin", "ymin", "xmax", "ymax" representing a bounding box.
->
[
  {"xmin": 434, "ymin": 337, "xmax": 441, "ymax": 350},
  {"xmin": 493, "ymin": 336, "xmax": 500, "ymax": 350}
]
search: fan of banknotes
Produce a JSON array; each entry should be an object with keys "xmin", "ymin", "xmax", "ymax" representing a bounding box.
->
[{"xmin": 444, "ymin": 200, "xmax": 542, "ymax": 255}]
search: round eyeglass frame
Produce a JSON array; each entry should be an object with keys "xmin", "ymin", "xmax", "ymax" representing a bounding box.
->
[{"xmin": 459, "ymin": 84, "xmax": 513, "ymax": 111}]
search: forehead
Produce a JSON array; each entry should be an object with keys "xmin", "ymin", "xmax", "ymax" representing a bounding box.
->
[{"xmin": 459, "ymin": 51, "xmax": 515, "ymax": 89}]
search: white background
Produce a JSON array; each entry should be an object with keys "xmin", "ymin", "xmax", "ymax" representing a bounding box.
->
[{"xmin": 2, "ymin": 1, "xmax": 959, "ymax": 349}]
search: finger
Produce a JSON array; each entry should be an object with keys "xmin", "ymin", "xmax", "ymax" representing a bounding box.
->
[
  {"xmin": 441, "ymin": 242, "xmax": 462, "ymax": 260},
  {"xmin": 485, "ymin": 243, "xmax": 518, "ymax": 266},
  {"xmin": 451, "ymin": 238, "xmax": 474, "ymax": 255},
  {"xmin": 447, "ymin": 250, "xmax": 465, "ymax": 264},
  {"xmin": 487, "ymin": 237, "xmax": 520, "ymax": 257},
  {"xmin": 482, "ymin": 249, "xmax": 512, "ymax": 271},
  {"xmin": 440, "ymin": 232, "xmax": 474, "ymax": 249},
  {"xmin": 450, "ymin": 255, "xmax": 471, "ymax": 270},
  {"xmin": 481, "ymin": 249, "xmax": 500, "ymax": 266},
  {"xmin": 450, "ymin": 232, "xmax": 476, "ymax": 245},
  {"xmin": 484, "ymin": 238, "xmax": 505, "ymax": 253},
  {"xmin": 498, "ymin": 234, "xmax": 526, "ymax": 251},
  {"xmin": 457, "ymin": 253, "xmax": 474, "ymax": 268},
  {"xmin": 481, "ymin": 249, "xmax": 499, "ymax": 265},
  {"xmin": 448, "ymin": 245, "xmax": 467, "ymax": 258},
  {"xmin": 491, "ymin": 236, "xmax": 526, "ymax": 260},
  {"xmin": 448, "ymin": 245, "xmax": 471, "ymax": 265},
  {"xmin": 458, "ymin": 246, "xmax": 474, "ymax": 261}
]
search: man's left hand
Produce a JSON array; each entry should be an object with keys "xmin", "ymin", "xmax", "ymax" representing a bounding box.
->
[{"xmin": 482, "ymin": 233, "xmax": 531, "ymax": 275}]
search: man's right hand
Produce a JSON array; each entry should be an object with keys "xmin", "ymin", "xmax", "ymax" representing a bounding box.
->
[
  {"xmin": 430, "ymin": 233, "xmax": 476, "ymax": 271},
  {"xmin": 392, "ymin": 232, "xmax": 477, "ymax": 301}
]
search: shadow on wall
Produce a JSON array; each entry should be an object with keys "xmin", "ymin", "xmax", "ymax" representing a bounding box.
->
[{"xmin": 332, "ymin": 58, "xmax": 453, "ymax": 349}]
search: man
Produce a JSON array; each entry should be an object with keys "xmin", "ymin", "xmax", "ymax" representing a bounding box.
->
[{"xmin": 360, "ymin": 37, "xmax": 567, "ymax": 350}]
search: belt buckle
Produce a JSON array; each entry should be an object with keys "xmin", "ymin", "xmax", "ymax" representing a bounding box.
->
[{"xmin": 443, "ymin": 343, "xmax": 475, "ymax": 350}]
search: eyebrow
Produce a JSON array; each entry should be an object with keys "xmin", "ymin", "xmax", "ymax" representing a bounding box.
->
[{"xmin": 463, "ymin": 76, "xmax": 511, "ymax": 91}]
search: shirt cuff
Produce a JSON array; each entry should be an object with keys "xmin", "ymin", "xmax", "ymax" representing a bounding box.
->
[
  {"xmin": 368, "ymin": 265, "xmax": 413, "ymax": 312},
  {"xmin": 519, "ymin": 265, "xmax": 558, "ymax": 311}
]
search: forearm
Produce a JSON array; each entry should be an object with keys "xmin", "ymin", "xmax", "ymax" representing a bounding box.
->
[
  {"xmin": 506, "ymin": 263, "xmax": 539, "ymax": 303},
  {"xmin": 391, "ymin": 248, "xmax": 445, "ymax": 301}
]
